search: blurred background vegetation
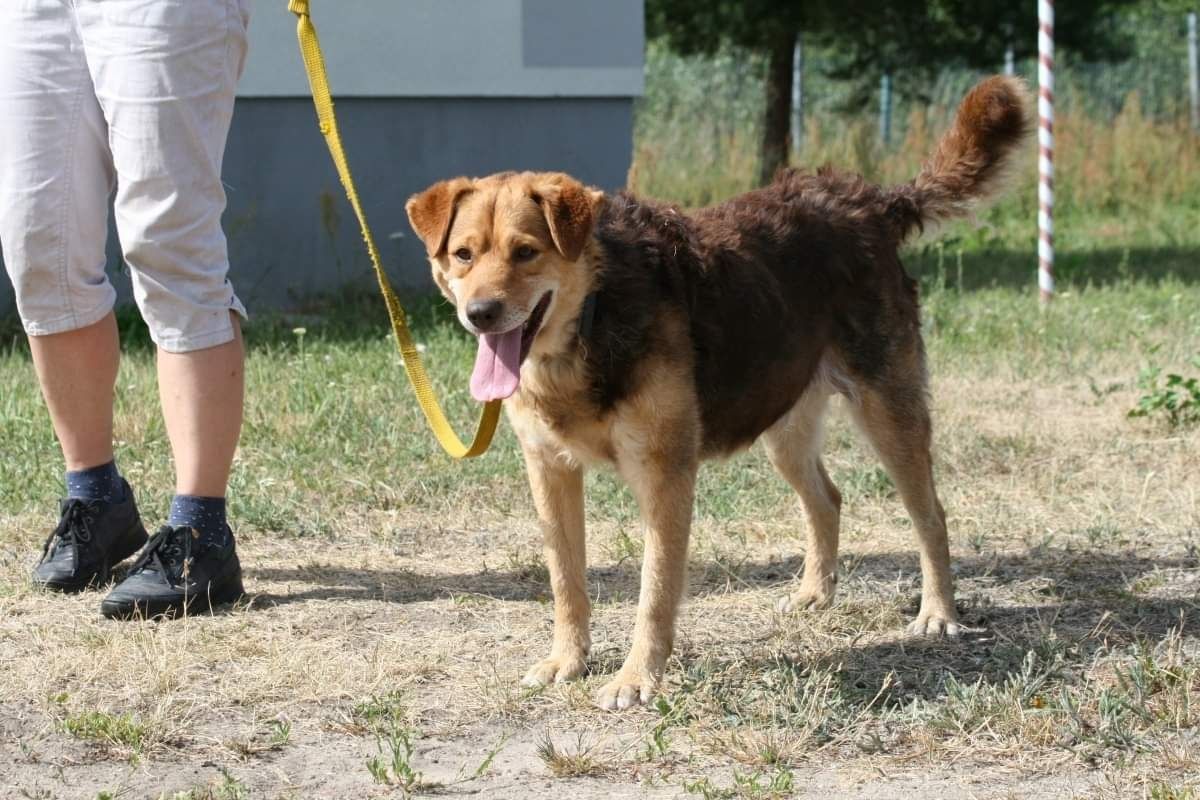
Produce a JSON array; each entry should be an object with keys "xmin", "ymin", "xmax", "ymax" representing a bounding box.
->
[{"xmin": 632, "ymin": 0, "xmax": 1200, "ymax": 284}]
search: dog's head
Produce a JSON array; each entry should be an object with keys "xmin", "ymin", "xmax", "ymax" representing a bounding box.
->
[{"xmin": 406, "ymin": 171, "xmax": 603, "ymax": 402}]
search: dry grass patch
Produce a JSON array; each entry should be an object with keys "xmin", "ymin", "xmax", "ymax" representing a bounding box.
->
[{"xmin": 2, "ymin": 262, "xmax": 1199, "ymax": 798}]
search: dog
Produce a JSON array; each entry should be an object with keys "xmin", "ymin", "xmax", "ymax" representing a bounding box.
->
[{"xmin": 406, "ymin": 76, "xmax": 1031, "ymax": 710}]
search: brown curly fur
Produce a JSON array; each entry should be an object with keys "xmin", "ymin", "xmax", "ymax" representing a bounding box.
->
[{"xmin": 407, "ymin": 76, "xmax": 1032, "ymax": 710}]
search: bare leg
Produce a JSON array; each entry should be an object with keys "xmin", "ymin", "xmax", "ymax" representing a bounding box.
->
[
  {"xmin": 763, "ymin": 388, "xmax": 842, "ymax": 612},
  {"xmin": 156, "ymin": 313, "xmax": 244, "ymax": 497},
  {"xmin": 28, "ymin": 312, "xmax": 119, "ymax": 471},
  {"xmin": 520, "ymin": 445, "xmax": 591, "ymax": 687},
  {"xmin": 849, "ymin": 386, "xmax": 960, "ymax": 637}
]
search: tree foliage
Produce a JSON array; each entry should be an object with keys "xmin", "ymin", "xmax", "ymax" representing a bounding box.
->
[
  {"xmin": 645, "ymin": 0, "xmax": 1146, "ymax": 184},
  {"xmin": 646, "ymin": 0, "xmax": 1141, "ymax": 71}
]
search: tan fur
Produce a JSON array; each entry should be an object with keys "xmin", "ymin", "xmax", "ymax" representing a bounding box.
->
[
  {"xmin": 406, "ymin": 177, "xmax": 475, "ymax": 257},
  {"xmin": 518, "ymin": 441, "xmax": 590, "ymax": 687},
  {"xmin": 406, "ymin": 78, "xmax": 1029, "ymax": 708},
  {"xmin": 406, "ymin": 172, "xmax": 599, "ymax": 343},
  {"xmin": 763, "ymin": 385, "xmax": 841, "ymax": 612},
  {"xmin": 407, "ymin": 169, "xmax": 968, "ymax": 708},
  {"xmin": 472, "ymin": 303, "xmax": 698, "ymax": 706},
  {"xmin": 848, "ymin": 387, "xmax": 958, "ymax": 635}
]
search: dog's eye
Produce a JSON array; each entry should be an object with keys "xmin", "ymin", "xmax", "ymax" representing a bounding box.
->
[
  {"xmin": 453, "ymin": 248, "xmax": 472, "ymax": 264},
  {"xmin": 513, "ymin": 245, "xmax": 537, "ymax": 262}
]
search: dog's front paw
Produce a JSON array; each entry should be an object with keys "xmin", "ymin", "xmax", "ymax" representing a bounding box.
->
[
  {"xmin": 774, "ymin": 581, "xmax": 835, "ymax": 613},
  {"xmin": 521, "ymin": 653, "xmax": 587, "ymax": 688},
  {"xmin": 594, "ymin": 667, "xmax": 659, "ymax": 711},
  {"xmin": 906, "ymin": 608, "xmax": 962, "ymax": 638}
]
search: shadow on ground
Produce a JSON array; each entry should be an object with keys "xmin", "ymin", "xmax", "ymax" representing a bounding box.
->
[
  {"xmin": 736, "ymin": 545, "xmax": 1200, "ymax": 704},
  {"xmin": 904, "ymin": 243, "xmax": 1200, "ymax": 291},
  {"xmin": 246, "ymin": 544, "xmax": 1198, "ymax": 704},
  {"xmin": 246, "ymin": 559, "xmax": 641, "ymax": 607}
]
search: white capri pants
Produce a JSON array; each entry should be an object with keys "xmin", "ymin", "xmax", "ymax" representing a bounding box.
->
[{"xmin": 0, "ymin": 0, "xmax": 250, "ymax": 352}]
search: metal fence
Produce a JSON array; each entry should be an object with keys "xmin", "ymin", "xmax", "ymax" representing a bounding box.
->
[{"xmin": 636, "ymin": 9, "xmax": 1200, "ymax": 156}]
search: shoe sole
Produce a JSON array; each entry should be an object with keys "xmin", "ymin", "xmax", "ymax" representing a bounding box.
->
[
  {"xmin": 99, "ymin": 571, "xmax": 245, "ymax": 620},
  {"xmin": 34, "ymin": 521, "xmax": 149, "ymax": 594}
]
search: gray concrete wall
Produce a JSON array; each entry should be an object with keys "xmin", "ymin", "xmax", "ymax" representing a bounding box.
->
[
  {"xmin": 241, "ymin": 0, "xmax": 644, "ymax": 97},
  {"xmin": 223, "ymin": 96, "xmax": 634, "ymax": 306}
]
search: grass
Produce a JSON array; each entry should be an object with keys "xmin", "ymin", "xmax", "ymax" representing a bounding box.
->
[
  {"xmin": 2, "ymin": 239, "xmax": 1196, "ymax": 797},
  {"xmin": 60, "ymin": 710, "xmax": 148, "ymax": 755},
  {"xmin": 3, "ymin": 217, "xmax": 1200, "ymax": 798},
  {"xmin": 366, "ymin": 725, "xmax": 424, "ymax": 791},
  {"xmin": 2, "ymin": 59, "xmax": 1200, "ymax": 800},
  {"xmin": 536, "ymin": 731, "xmax": 609, "ymax": 778},
  {"xmin": 159, "ymin": 771, "xmax": 249, "ymax": 800},
  {"xmin": 634, "ymin": 42, "xmax": 1200, "ymax": 234},
  {"xmin": 1129, "ymin": 359, "xmax": 1200, "ymax": 428}
]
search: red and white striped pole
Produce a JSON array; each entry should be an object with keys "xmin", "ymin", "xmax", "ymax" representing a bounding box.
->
[{"xmin": 1038, "ymin": 0, "xmax": 1055, "ymax": 303}]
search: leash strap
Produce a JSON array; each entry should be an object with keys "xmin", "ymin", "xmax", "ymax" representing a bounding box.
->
[{"xmin": 288, "ymin": 0, "xmax": 500, "ymax": 458}]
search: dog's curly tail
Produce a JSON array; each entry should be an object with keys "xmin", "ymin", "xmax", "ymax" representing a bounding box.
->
[{"xmin": 887, "ymin": 76, "xmax": 1033, "ymax": 241}]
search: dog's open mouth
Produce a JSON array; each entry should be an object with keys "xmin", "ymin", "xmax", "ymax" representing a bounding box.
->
[{"xmin": 469, "ymin": 291, "xmax": 553, "ymax": 402}]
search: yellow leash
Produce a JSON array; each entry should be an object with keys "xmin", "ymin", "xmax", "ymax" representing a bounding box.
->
[{"xmin": 287, "ymin": 0, "xmax": 500, "ymax": 458}]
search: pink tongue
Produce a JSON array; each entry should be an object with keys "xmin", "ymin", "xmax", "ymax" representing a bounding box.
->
[{"xmin": 470, "ymin": 328, "xmax": 523, "ymax": 401}]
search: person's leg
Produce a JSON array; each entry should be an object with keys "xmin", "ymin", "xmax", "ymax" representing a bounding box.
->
[
  {"xmin": 82, "ymin": 0, "xmax": 251, "ymax": 617},
  {"xmin": 81, "ymin": 0, "xmax": 249, "ymax": 515},
  {"xmin": 1, "ymin": 1, "xmax": 148, "ymax": 591},
  {"xmin": 157, "ymin": 318, "xmax": 244, "ymax": 545},
  {"xmin": 0, "ymin": 0, "xmax": 120, "ymax": 468},
  {"xmin": 31, "ymin": 313, "xmax": 131, "ymax": 504},
  {"xmin": 157, "ymin": 318, "xmax": 244, "ymax": 498},
  {"xmin": 28, "ymin": 314, "xmax": 119, "ymax": 473}
]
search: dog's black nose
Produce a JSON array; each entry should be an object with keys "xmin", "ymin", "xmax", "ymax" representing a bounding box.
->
[{"xmin": 466, "ymin": 299, "xmax": 504, "ymax": 331}]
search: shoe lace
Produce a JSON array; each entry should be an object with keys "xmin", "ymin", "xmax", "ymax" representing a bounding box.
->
[
  {"xmin": 130, "ymin": 526, "xmax": 196, "ymax": 585},
  {"xmin": 42, "ymin": 499, "xmax": 102, "ymax": 558}
]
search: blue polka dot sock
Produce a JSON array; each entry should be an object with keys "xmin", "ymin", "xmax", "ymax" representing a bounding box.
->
[
  {"xmin": 65, "ymin": 460, "xmax": 127, "ymax": 504},
  {"xmin": 167, "ymin": 495, "xmax": 231, "ymax": 548}
]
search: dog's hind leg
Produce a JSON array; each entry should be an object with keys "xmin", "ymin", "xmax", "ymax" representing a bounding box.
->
[
  {"xmin": 847, "ymin": 381, "xmax": 961, "ymax": 638},
  {"xmin": 763, "ymin": 385, "xmax": 842, "ymax": 613},
  {"xmin": 520, "ymin": 444, "xmax": 591, "ymax": 687}
]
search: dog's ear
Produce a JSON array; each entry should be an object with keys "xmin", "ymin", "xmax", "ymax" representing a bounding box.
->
[
  {"xmin": 532, "ymin": 175, "xmax": 600, "ymax": 262},
  {"xmin": 406, "ymin": 178, "xmax": 474, "ymax": 257}
]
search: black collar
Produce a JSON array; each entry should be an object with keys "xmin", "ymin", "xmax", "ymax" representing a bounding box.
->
[{"xmin": 577, "ymin": 292, "xmax": 598, "ymax": 339}]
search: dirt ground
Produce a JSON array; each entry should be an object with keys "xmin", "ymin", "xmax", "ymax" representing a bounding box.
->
[{"xmin": 2, "ymin": 370, "xmax": 1197, "ymax": 800}]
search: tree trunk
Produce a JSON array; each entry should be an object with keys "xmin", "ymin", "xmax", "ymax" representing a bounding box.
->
[{"xmin": 758, "ymin": 34, "xmax": 794, "ymax": 186}]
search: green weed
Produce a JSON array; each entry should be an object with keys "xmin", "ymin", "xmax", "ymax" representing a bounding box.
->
[
  {"xmin": 684, "ymin": 767, "xmax": 795, "ymax": 800},
  {"xmin": 61, "ymin": 710, "xmax": 147, "ymax": 754},
  {"xmin": 505, "ymin": 548, "xmax": 550, "ymax": 585},
  {"xmin": 366, "ymin": 726, "xmax": 425, "ymax": 793},
  {"xmin": 159, "ymin": 771, "xmax": 247, "ymax": 800},
  {"xmin": 352, "ymin": 690, "xmax": 409, "ymax": 735},
  {"xmin": 1129, "ymin": 359, "xmax": 1200, "ymax": 428},
  {"xmin": 267, "ymin": 718, "xmax": 291, "ymax": 748}
]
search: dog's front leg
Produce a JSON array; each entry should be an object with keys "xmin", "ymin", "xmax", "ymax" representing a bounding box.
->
[
  {"xmin": 596, "ymin": 446, "xmax": 697, "ymax": 710},
  {"xmin": 519, "ymin": 443, "xmax": 591, "ymax": 687}
]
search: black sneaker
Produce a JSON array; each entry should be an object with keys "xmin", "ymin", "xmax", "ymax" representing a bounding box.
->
[
  {"xmin": 100, "ymin": 526, "xmax": 244, "ymax": 619},
  {"xmin": 34, "ymin": 482, "xmax": 148, "ymax": 592}
]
